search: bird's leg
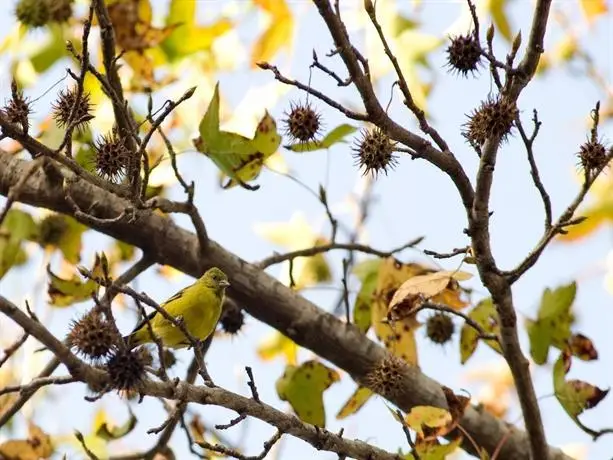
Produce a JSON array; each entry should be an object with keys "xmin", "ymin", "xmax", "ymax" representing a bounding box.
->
[{"xmin": 193, "ymin": 339, "xmax": 216, "ymax": 388}]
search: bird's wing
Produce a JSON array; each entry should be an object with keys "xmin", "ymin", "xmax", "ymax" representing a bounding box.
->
[
  {"xmin": 129, "ymin": 309, "xmax": 158, "ymax": 335},
  {"xmin": 130, "ymin": 285, "xmax": 188, "ymax": 334}
]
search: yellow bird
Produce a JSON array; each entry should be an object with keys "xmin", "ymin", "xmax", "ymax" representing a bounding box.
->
[{"xmin": 125, "ymin": 267, "xmax": 230, "ymax": 349}]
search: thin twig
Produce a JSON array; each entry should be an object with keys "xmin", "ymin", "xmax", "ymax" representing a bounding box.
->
[
  {"xmin": 364, "ymin": 1, "xmax": 449, "ymax": 153},
  {"xmin": 0, "ymin": 332, "xmax": 29, "ymax": 369},
  {"xmin": 257, "ymin": 238, "xmax": 423, "ymax": 269},
  {"xmin": 257, "ymin": 62, "xmax": 368, "ymax": 121}
]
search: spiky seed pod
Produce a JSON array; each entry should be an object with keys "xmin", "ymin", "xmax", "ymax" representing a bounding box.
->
[
  {"xmin": 365, "ymin": 355, "xmax": 407, "ymax": 399},
  {"xmin": 106, "ymin": 348, "xmax": 148, "ymax": 391},
  {"xmin": 15, "ymin": 0, "xmax": 50, "ymax": 28},
  {"xmin": 219, "ymin": 301, "xmax": 245, "ymax": 335},
  {"xmin": 94, "ymin": 133, "xmax": 131, "ymax": 182},
  {"xmin": 66, "ymin": 309, "xmax": 119, "ymax": 362},
  {"xmin": 52, "ymin": 88, "xmax": 93, "ymax": 131},
  {"xmin": 463, "ymin": 96, "xmax": 518, "ymax": 147},
  {"xmin": 446, "ymin": 34, "xmax": 482, "ymax": 77},
  {"xmin": 283, "ymin": 101, "xmax": 322, "ymax": 144},
  {"xmin": 38, "ymin": 214, "xmax": 68, "ymax": 246},
  {"xmin": 49, "ymin": 0, "xmax": 73, "ymax": 23},
  {"xmin": 352, "ymin": 128, "xmax": 398, "ymax": 177},
  {"xmin": 2, "ymin": 80, "xmax": 32, "ymax": 132},
  {"xmin": 578, "ymin": 139, "xmax": 608, "ymax": 175},
  {"xmin": 426, "ymin": 313, "xmax": 455, "ymax": 345}
]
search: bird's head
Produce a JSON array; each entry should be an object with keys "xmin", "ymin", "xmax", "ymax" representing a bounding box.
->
[{"xmin": 202, "ymin": 267, "xmax": 230, "ymax": 293}]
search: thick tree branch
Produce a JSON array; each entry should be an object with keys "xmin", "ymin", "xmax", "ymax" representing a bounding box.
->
[
  {"xmin": 0, "ymin": 295, "xmax": 403, "ymax": 460},
  {"xmin": 0, "ymin": 151, "xmax": 571, "ymax": 460}
]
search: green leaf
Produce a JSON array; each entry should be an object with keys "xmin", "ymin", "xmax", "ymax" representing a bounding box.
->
[
  {"xmin": 353, "ymin": 269, "xmax": 378, "ymax": 333},
  {"xmin": 553, "ymin": 351, "xmax": 609, "ymax": 437},
  {"xmin": 352, "ymin": 258, "xmax": 382, "ymax": 282},
  {"xmin": 459, "ymin": 298, "xmax": 502, "ymax": 364},
  {"xmin": 0, "ymin": 209, "xmax": 37, "ymax": 279},
  {"xmin": 95, "ymin": 408, "xmax": 137, "ymax": 441},
  {"xmin": 538, "ymin": 282, "xmax": 576, "ymax": 319},
  {"xmin": 415, "ymin": 437, "xmax": 463, "ymax": 460},
  {"xmin": 161, "ymin": 0, "xmax": 232, "ymax": 60},
  {"xmin": 194, "ymin": 82, "xmax": 282, "ymax": 190},
  {"xmin": 276, "ymin": 360, "xmax": 340, "ymax": 427},
  {"xmin": 47, "ymin": 255, "xmax": 104, "ymax": 307},
  {"xmin": 286, "ymin": 124, "xmax": 357, "ymax": 152},
  {"xmin": 336, "ymin": 386, "xmax": 374, "ymax": 420},
  {"xmin": 30, "ymin": 25, "xmax": 67, "ymax": 74},
  {"xmin": 527, "ymin": 282, "xmax": 577, "ymax": 365}
]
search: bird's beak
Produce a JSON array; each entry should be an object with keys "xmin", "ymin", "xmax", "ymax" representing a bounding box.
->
[{"xmin": 220, "ymin": 280, "xmax": 231, "ymax": 288}]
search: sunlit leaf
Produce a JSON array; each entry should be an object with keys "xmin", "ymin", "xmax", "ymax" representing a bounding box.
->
[
  {"xmin": 0, "ymin": 422, "xmax": 54, "ymax": 460},
  {"xmin": 95, "ymin": 407, "xmax": 137, "ymax": 441},
  {"xmin": 414, "ymin": 437, "xmax": 463, "ymax": 460},
  {"xmin": 353, "ymin": 267, "xmax": 378, "ymax": 333},
  {"xmin": 257, "ymin": 331, "xmax": 298, "ymax": 365},
  {"xmin": 162, "ymin": 0, "xmax": 232, "ymax": 60},
  {"xmin": 276, "ymin": 360, "xmax": 340, "ymax": 427},
  {"xmin": 194, "ymin": 82, "xmax": 282, "ymax": 190},
  {"xmin": 286, "ymin": 124, "xmax": 358, "ymax": 152},
  {"xmin": 404, "ymin": 406, "xmax": 452, "ymax": 440},
  {"xmin": 487, "ymin": 0, "xmax": 513, "ymax": 42},
  {"xmin": 459, "ymin": 298, "xmax": 502, "ymax": 364},
  {"xmin": 336, "ymin": 386, "xmax": 374, "ymax": 419},
  {"xmin": 255, "ymin": 213, "xmax": 332, "ymax": 290},
  {"xmin": 527, "ymin": 282, "xmax": 577, "ymax": 365},
  {"xmin": 553, "ymin": 351, "xmax": 609, "ymax": 437},
  {"xmin": 47, "ymin": 254, "xmax": 104, "ymax": 307},
  {"xmin": 0, "ymin": 209, "xmax": 37, "ymax": 279},
  {"xmin": 579, "ymin": 0, "xmax": 608, "ymax": 22},
  {"xmin": 372, "ymin": 258, "xmax": 429, "ymax": 366},
  {"xmin": 251, "ymin": 0, "xmax": 293, "ymax": 66}
]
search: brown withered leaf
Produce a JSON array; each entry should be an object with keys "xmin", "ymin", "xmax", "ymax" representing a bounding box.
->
[
  {"xmin": 568, "ymin": 333, "xmax": 598, "ymax": 361},
  {"xmin": 389, "ymin": 270, "xmax": 472, "ymax": 314}
]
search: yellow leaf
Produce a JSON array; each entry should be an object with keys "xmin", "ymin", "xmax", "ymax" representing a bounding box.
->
[
  {"xmin": 579, "ymin": 0, "xmax": 608, "ymax": 22},
  {"xmin": 255, "ymin": 214, "xmax": 332, "ymax": 289},
  {"xmin": 389, "ymin": 270, "xmax": 472, "ymax": 312},
  {"xmin": 372, "ymin": 258, "xmax": 430, "ymax": 366},
  {"xmin": 336, "ymin": 386, "xmax": 374, "ymax": 419},
  {"xmin": 47, "ymin": 254, "xmax": 104, "ymax": 307},
  {"xmin": 0, "ymin": 422, "xmax": 54, "ymax": 460},
  {"xmin": 95, "ymin": 407, "xmax": 137, "ymax": 440},
  {"xmin": 404, "ymin": 406, "xmax": 452, "ymax": 439},
  {"xmin": 488, "ymin": 0, "xmax": 513, "ymax": 42},
  {"xmin": 251, "ymin": 0, "xmax": 294, "ymax": 65},
  {"xmin": 257, "ymin": 331, "xmax": 298, "ymax": 365},
  {"xmin": 276, "ymin": 360, "xmax": 340, "ymax": 427}
]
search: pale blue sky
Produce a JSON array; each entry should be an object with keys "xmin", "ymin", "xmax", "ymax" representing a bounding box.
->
[{"xmin": 1, "ymin": 1, "xmax": 612, "ymax": 459}]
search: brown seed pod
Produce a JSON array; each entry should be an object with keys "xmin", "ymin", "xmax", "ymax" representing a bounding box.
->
[
  {"xmin": 66, "ymin": 309, "xmax": 119, "ymax": 362},
  {"xmin": 2, "ymin": 80, "xmax": 32, "ymax": 132},
  {"xmin": 352, "ymin": 127, "xmax": 398, "ymax": 177},
  {"xmin": 94, "ymin": 133, "xmax": 131, "ymax": 182},
  {"xmin": 426, "ymin": 312, "xmax": 455, "ymax": 345},
  {"xmin": 578, "ymin": 139, "xmax": 608, "ymax": 175},
  {"xmin": 365, "ymin": 355, "xmax": 407, "ymax": 399},
  {"xmin": 106, "ymin": 347, "xmax": 148, "ymax": 391},
  {"xmin": 463, "ymin": 96, "xmax": 518, "ymax": 147},
  {"xmin": 52, "ymin": 88, "xmax": 94, "ymax": 131},
  {"xmin": 283, "ymin": 101, "xmax": 322, "ymax": 144},
  {"xmin": 15, "ymin": 0, "xmax": 50, "ymax": 28},
  {"xmin": 219, "ymin": 301, "xmax": 245, "ymax": 335},
  {"xmin": 446, "ymin": 34, "xmax": 482, "ymax": 77},
  {"xmin": 38, "ymin": 213, "xmax": 69, "ymax": 246}
]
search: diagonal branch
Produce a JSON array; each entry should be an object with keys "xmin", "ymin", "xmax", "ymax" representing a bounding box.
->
[{"xmin": 0, "ymin": 151, "xmax": 572, "ymax": 460}]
